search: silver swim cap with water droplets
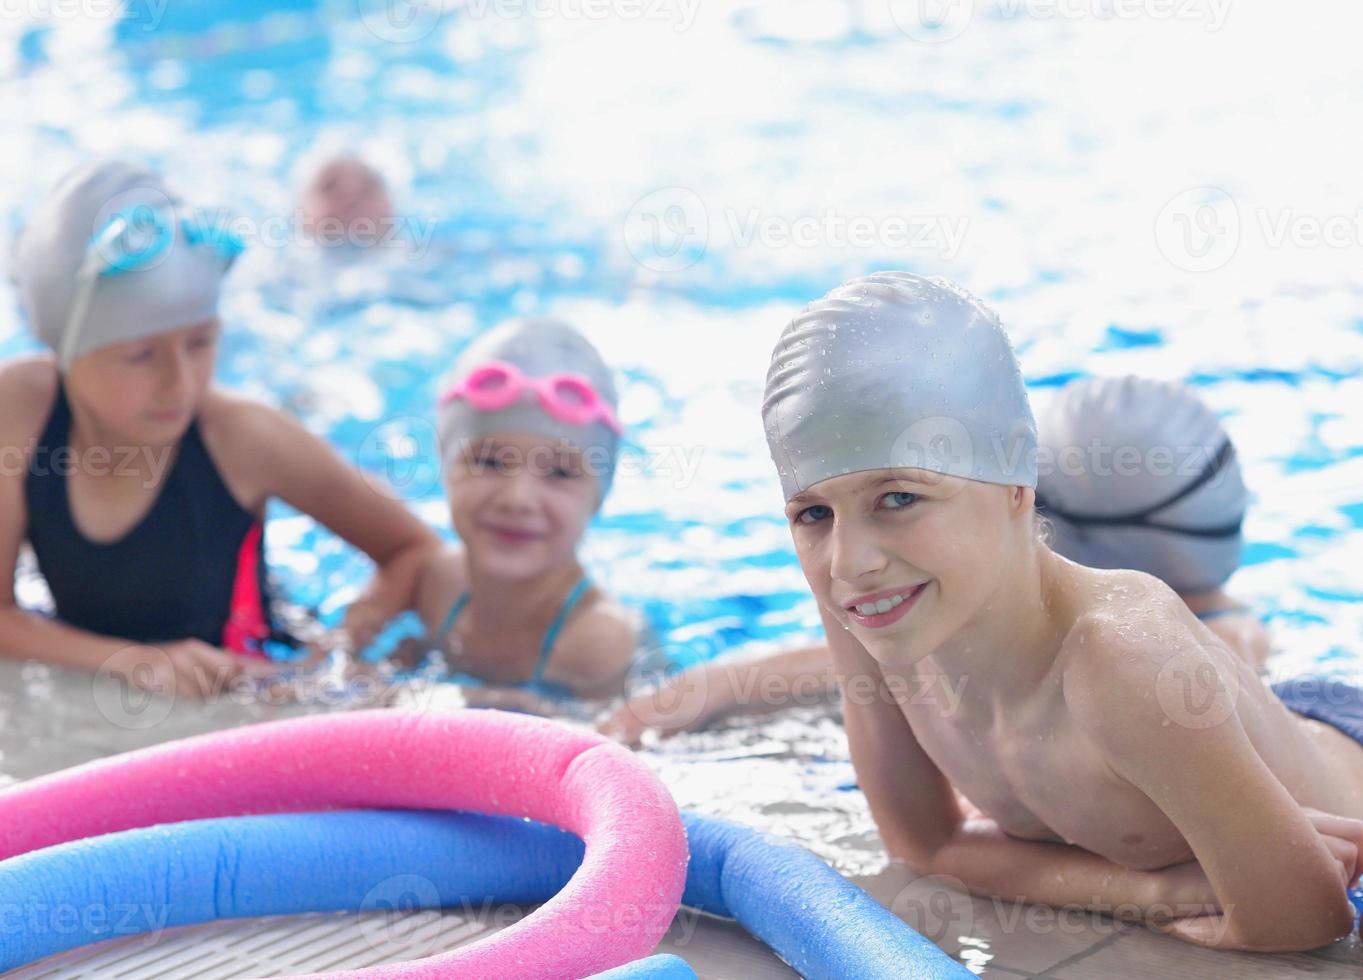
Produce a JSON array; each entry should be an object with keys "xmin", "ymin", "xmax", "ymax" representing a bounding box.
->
[{"xmin": 762, "ymin": 272, "xmax": 1038, "ymax": 501}]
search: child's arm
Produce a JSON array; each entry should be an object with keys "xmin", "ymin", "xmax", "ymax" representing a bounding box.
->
[
  {"xmin": 598, "ymin": 642, "xmax": 836, "ymax": 745},
  {"xmin": 820, "ymin": 606, "xmax": 1211, "ymax": 918},
  {"xmin": 224, "ymin": 399, "xmax": 441, "ymax": 655},
  {"xmin": 818, "ymin": 604, "xmax": 965, "ymax": 867},
  {"xmin": 1062, "ymin": 617, "xmax": 1359, "ymax": 951}
]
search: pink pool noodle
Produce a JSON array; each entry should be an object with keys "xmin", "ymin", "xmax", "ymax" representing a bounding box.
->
[{"xmin": 0, "ymin": 709, "xmax": 688, "ymax": 979}]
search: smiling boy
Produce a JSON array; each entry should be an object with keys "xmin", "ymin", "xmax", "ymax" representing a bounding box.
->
[{"xmin": 761, "ymin": 272, "xmax": 1363, "ymax": 952}]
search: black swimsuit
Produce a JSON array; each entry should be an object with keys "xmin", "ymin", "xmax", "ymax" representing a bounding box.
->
[{"xmin": 23, "ymin": 380, "xmax": 278, "ymax": 656}]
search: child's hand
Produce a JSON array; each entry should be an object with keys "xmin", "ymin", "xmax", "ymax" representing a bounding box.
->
[
  {"xmin": 387, "ymin": 634, "xmax": 434, "ymax": 673},
  {"xmin": 337, "ymin": 600, "xmax": 387, "ymax": 657},
  {"xmin": 597, "ymin": 699, "xmax": 650, "ymax": 747},
  {"xmin": 596, "ymin": 675, "xmax": 709, "ymax": 747},
  {"xmin": 108, "ymin": 640, "xmax": 276, "ymax": 701},
  {"xmin": 1302, "ymin": 807, "xmax": 1363, "ymax": 890}
]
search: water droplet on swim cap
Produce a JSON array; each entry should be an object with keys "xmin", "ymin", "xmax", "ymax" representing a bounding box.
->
[{"xmin": 762, "ymin": 272, "xmax": 1038, "ymax": 502}]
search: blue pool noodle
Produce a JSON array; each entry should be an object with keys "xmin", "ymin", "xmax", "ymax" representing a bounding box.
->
[
  {"xmin": 0, "ymin": 810, "xmax": 970, "ymax": 978},
  {"xmin": 590, "ymin": 954, "xmax": 697, "ymax": 979}
]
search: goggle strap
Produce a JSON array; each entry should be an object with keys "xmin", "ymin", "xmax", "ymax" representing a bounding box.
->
[{"xmin": 1035, "ymin": 439, "xmax": 1242, "ymax": 539}]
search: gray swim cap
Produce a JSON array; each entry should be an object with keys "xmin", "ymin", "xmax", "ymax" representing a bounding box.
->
[
  {"xmin": 10, "ymin": 159, "xmax": 235, "ymax": 366},
  {"xmin": 1036, "ymin": 376, "xmax": 1246, "ymax": 593},
  {"xmin": 437, "ymin": 317, "xmax": 621, "ymax": 502},
  {"xmin": 763, "ymin": 272, "xmax": 1038, "ymax": 501}
]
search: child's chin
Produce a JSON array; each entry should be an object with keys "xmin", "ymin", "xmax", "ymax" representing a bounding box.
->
[
  {"xmin": 861, "ymin": 629, "xmax": 929, "ymax": 669},
  {"xmin": 484, "ymin": 552, "xmax": 556, "ymax": 581}
]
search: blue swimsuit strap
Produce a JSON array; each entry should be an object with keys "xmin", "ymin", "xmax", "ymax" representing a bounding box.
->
[
  {"xmin": 435, "ymin": 577, "xmax": 592, "ymax": 683},
  {"xmin": 536, "ymin": 577, "xmax": 591, "ymax": 682},
  {"xmin": 434, "ymin": 591, "xmax": 471, "ymax": 643}
]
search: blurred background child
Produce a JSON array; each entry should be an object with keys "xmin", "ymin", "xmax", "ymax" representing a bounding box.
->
[
  {"xmin": 0, "ymin": 159, "xmax": 439, "ymax": 699},
  {"xmin": 399, "ymin": 316, "xmax": 639, "ymax": 703}
]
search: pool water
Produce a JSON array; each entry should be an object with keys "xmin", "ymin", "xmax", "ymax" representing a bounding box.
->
[{"xmin": 2, "ymin": 2, "xmax": 1362, "ymax": 975}]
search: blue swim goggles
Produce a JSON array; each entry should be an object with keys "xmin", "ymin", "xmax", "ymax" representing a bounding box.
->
[{"xmin": 61, "ymin": 203, "xmax": 246, "ymax": 365}]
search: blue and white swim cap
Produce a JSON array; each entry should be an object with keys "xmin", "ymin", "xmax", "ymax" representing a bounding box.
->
[
  {"xmin": 763, "ymin": 272, "xmax": 1038, "ymax": 501},
  {"xmin": 10, "ymin": 159, "xmax": 238, "ymax": 366}
]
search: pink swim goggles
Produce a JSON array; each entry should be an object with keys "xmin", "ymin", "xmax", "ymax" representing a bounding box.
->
[{"xmin": 439, "ymin": 360, "xmax": 624, "ymax": 435}]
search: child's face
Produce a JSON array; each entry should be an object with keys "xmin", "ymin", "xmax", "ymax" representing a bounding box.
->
[
  {"xmin": 785, "ymin": 468, "xmax": 1021, "ymax": 667},
  {"xmin": 66, "ymin": 319, "xmax": 219, "ymax": 446},
  {"xmin": 444, "ymin": 432, "xmax": 598, "ymax": 581},
  {"xmin": 301, "ymin": 159, "xmax": 394, "ymax": 239}
]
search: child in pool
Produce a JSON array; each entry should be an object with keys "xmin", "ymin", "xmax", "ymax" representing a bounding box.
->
[
  {"xmin": 0, "ymin": 160, "xmax": 439, "ymax": 698},
  {"xmin": 604, "ymin": 375, "xmax": 1271, "ymax": 740},
  {"xmin": 765, "ymin": 274, "xmax": 1363, "ymax": 951},
  {"xmin": 646, "ymin": 273, "xmax": 1362, "ymax": 952},
  {"xmin": 1035, "ymin": 374, "xmax": 1270, "ymax": 668},
  {"xmin": 399, "ymin": 317, "xmax": 638, "ymax": 701},
  {"xmin": 298, "ymin": 155, "xmax": 395, "ymax": 248}
]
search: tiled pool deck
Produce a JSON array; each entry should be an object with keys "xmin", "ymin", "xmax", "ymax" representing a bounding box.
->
[{"xmin": 1, "ymin": 658, "xmax": 1358, "ymax": 978}]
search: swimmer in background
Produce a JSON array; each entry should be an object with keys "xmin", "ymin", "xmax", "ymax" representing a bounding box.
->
[
  {"xmin": 1036, "ymin": 375, "xmax": 1269, "ymax": 668},
  {"xmin": 0, "ymin": 159, "xmax": 440, "ymax": 699},
  {"xmin": 656, "ymin": 273, "xmax": 1361, "ymax": 953},
  {"xmin": 298, "ymin": 154, "xmax": 396, "ymax": 249},
  {"xmin": 394, "ymin": 317, "xmax": 639, "ymax": 702},
  {"xmin": 604, "ymin": 375, "xmax": 1270, "ymax": 742}
]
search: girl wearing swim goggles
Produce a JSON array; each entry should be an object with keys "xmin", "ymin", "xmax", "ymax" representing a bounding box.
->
[
  {"xmin": 396, "ymin": 316, "xmax": 638, "ymax": 705},
  {"xmin": 1, "ymin": 159, "xmax": 440, "ymax": 701}
]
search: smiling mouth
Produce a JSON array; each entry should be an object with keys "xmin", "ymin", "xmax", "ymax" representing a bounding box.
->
[
  {"xmin": 848, "ymin": 584, "xmax": 927, "ymax": 616},
  {"xmin": 843, "ymin": 582, "xmax": 929, "ymax": 628},
  {"xmin": 485, "ymin": 525, "xmax": 542, "ymax": 541}
]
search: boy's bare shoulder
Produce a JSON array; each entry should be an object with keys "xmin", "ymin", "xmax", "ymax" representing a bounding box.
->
[
  {"xmin": 1056, "ymin": 569, "xmax": 1211, "ymax": 749},
  {"xmin": 0, "ymin": 355, "xmax": 58, "ymax": 443}
]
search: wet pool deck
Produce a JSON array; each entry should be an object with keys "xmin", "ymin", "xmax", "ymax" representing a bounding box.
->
[{"xmin": 1, "ymin": 657, "xmax": 1359, "ymax": 979}]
